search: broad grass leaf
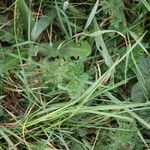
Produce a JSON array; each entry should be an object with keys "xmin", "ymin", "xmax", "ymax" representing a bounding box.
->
[
  {"xmin": 31, "ymin": 16, "xmax": 52, "ymax": 41},
  {"xmin": 84, "ymin": 0, "xmax": 99, "ymax": 30},
  {"xmin": 93, "ymin": 19, "xmax": 114, "ymax": 68}
]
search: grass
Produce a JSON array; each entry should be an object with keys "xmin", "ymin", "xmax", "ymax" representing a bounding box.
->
[{"xmin": 0, "ymin": 0, "xmax": 150, "ymax": 149}]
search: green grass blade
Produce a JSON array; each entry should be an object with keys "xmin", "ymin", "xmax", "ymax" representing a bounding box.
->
[
  {"xmin": 141, "ymin": 0, "xmax": 150, "ymax": 11},
  {"xmin": 31, "ymin": 15, "xmax": 52, "ymax": 41},
  {"xmin": 0, "ymin": 129, "xmax": 14, "ymax": 148},
  {"xmin": 84, "ymin": 0, "xmax": 99, "ymax": 30}
]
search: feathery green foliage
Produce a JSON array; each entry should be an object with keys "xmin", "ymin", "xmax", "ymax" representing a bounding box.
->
[{"xmin": 0, "ymin": 0, "xmax": 150, "ymax": 149}]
